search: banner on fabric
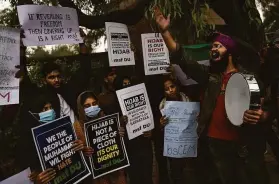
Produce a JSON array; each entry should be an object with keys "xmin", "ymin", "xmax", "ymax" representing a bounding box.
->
[
  {"xmin": 116, "ymin": 83, "xmax": 154, "ymax": 140},
  {"xmin": 32, "ymin": 116, "xmax": 90, "ymax": 184},
  {"xmin": 141, "ymin": 33, "xmax": 170, "ymax": 75},
  {"xmin": 0, "ymin": 26, "xmax": 20, "ymax": 105},
  {"xmin": 84, "ymin": 113, "xmax": 129, "ymax": 178},
  {"xmin": 163, "ymin": 102, "xmax": 200, "ymax": 158},
  {"xmin": 17, "ymin": 5, "xmax": 82, "ymax": 46},
  {"xmin": 105, "ymin": 22, "xmax": 135, "ymax": 66}
]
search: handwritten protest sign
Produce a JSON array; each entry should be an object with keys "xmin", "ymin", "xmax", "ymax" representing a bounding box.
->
[
  {"xmin": 173, "ymin": 60, "xmax": 210, "ymax": 86},
  {"xmin": 84, "ymin": 113, "xmax": 129, "ymax": 178},
  {"xmin": 116, "ymin": 83, "xmax": 154, "ymax": 140},
  {"xmin": 141, "ymin": 33, "xmax": 170, "ymax": 75},
  {"xmin": 105, "ymin": 22, "xmax": 135, "ymax": 66},
  {"xmin": 163, "ymin": 102, "xmax": 200, "ymax": 158},
  {"xmin": 0, "ymin": 26, "xmax": 20, "ymax": 105},
  {"xmin": 0, "ymin": 168, "xmax": 33, "ymax": 184},
  {"xmin": 32, "ymin": 116, "xmax": 90, "ymax": 184},
  {"xmin": 17, "ymin": 5, "xmax": 82, "ymax": 46}
]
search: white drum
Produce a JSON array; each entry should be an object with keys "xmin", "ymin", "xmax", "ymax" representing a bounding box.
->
[{"xmin": 225, "ymin": 73, "xmax": 261, "ymax": 126}]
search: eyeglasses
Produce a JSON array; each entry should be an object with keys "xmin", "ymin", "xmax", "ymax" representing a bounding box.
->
[{"xmin": 212, "ymin": 44, "xmax": 223, "ymax": 49}]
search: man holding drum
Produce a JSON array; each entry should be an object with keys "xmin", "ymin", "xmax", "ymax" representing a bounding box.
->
[{"xmin": 154, "ymin": 8, "xmax": 270, "ymax": 184}]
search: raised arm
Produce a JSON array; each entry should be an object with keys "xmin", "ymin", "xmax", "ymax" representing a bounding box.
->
[{"xmin": 153, "ymin": 8, "xmax": 209, "ymax": 86}]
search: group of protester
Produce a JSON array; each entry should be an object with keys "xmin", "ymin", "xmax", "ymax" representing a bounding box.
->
[{"xmin": 2, "ymin": 7, "xmax": 279, "ymax": 184}]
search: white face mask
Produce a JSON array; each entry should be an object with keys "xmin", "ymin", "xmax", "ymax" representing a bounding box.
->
[{"xmin": 85, "ymin": 105, "xmax": 101, "ymax": 118}]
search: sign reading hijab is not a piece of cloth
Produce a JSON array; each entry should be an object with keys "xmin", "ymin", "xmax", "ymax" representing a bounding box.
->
[{"xmin": 84, "ymin": 113, "xmax": 129, "ymax": 178}]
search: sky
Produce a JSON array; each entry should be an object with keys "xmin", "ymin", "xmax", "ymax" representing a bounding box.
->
[{"xmin": 0, "ymin": 0, "xmax": 264, "ymax": 53}]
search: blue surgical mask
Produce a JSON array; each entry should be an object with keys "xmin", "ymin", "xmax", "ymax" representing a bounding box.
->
[
  {"xmin": 39, "ymin": 109, "xmax": 56, "ymax": 123},
  {"xmin": 85, "ymin": 105, "xmax": 101, "ymax": 118}
]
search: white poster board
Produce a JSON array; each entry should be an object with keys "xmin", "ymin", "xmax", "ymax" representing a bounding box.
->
[
  {"xmin": 116, "ymin": 83, "xmax": 154, "ymax": 140},
  {"xmin": 0, "ymin": 26, "xmax": 20, "ymax": 105},
  {"xmin": 17, "ymin": 5, "xmax": 82, "ymax": 46},
  {"xmin": 0, "ymin": 168, "xmax": 33, "ymax": 184},
  {"xmin": 173, "ymin": 60, "xmax": 210, "ymax": 86},
  {"xmin": 163, "ymin": 102, "xmax": 200, "ymax": 158},
  {"xmin": 105, "ymin": 22, "xmax": 135, "ymax": 66},
  {"xmin": 141, "ymin": 33, "xmax": 170, "ymax": 75}
]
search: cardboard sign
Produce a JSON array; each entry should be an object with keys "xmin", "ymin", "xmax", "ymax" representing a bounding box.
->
[
  {"xmin": 84, "ymin": 113, "xmax": 129, "ymax": 178},
  {"xmin": 105, "ymin": 22, "xmax": 135, "ymax": 66},
  {"xmin": 0, "ymin": 26, "xmax": 20, "ymax": 105},
  {"xmin": 163, "ymin": 102, "xmax": 199, "ymax": 158},
  {"xmin": 17, "ymin": 5, "xmax": 82, "ymax": 46},
  {"xmin": 141, "ymin": 33, "xmax": 170, "ymax": 75},
  {"xmin": 32, "ymin": 116, "xmax": 90, "ymax": 184},
  {"xmin": 116, "ymin": 83, "xmax": 154, "ymax": 140}
]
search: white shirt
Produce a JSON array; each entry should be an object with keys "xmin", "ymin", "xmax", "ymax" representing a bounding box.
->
[{"xmin": 57, "ymin": 94, "xmax": 75, "ymax": 124}]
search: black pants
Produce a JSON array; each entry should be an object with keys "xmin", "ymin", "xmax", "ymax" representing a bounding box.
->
[
  {"xmin": 127, "ymin": 142, "xmax": 153, "ymax": 184},
  {"xmin": 242, "ymin": 124, "xmax": 270, "ymax": 184},
  {"xmin": 154, "ymin": 131, "xmax": 171, "ymax": 184},
  {"xmin": 208, "ymin": 138, "xmax": 244, "ymax": 184},
  {"xmin": 265, "ymin": 122, "xmax": 279, "ymax": 163}
]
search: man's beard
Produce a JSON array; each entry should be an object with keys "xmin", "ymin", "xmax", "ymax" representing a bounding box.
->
[{"xmin": 209, "ymin": 53, "xmax": 229, "ymax": 73}]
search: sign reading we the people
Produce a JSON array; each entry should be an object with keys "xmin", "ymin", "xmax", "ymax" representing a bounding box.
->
[
  {"xmin": 17, "ymin": 5, "xmax": 83, "ymax": 46},
  {"xmin": 84, "ymin": 113, "xmax": 129, "ymax": 178},
  {"xmin": 105, "ymin": 22, "xmax": 135, "ymax": 66},
  {"xmin": 0, "ymin": 26, "xmax": 20, "ymax": 105},
  {"xmin": 116, "ymin": 83, "xmax": 154, "ymax": 140},
  {"xmin": 32, "ymin": 116, "xmax": 90, "ymax": 184},
  {"xmin": 141, "ymin": 33, "xmax": 170, "ymax": 75}
]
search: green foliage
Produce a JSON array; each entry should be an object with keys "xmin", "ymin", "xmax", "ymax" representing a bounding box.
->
[{"xmin": 26, "ymin": 45, "xmax": 80, "ymax": 85}]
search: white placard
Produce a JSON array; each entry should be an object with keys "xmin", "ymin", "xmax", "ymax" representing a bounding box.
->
[
  {"xmin": 116, "ymin": 83, "xmax": 154, "ymax": 140},
  {"xmin": 105, "ymin": 22, "xmax": 135, "ymax": 66},
  {"xmin": 0, "ymin": 168, "xmax": 33, "ymax": 184},
  {"xmin": 0, "ymin": 26, "xmax": 20, "ymax": 105},
  {"xmin": 141, "ymin": 33, "xmax": 170, "ymax": 75},
  {"xmin": 163, "ymin": 102, "xmax": 199, "ymax": 158},
  {"xmin": 173, "ymin": 60, "xmax": 210, "ymax": 86},
  {"xmin": 17, "ymin": 5, "xmax": 82, "ymax": 46}
]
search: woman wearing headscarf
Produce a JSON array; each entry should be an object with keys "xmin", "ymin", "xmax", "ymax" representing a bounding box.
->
[{"xmin": 76, "ymin": 91, "xmax": 127, "ymax": 184}]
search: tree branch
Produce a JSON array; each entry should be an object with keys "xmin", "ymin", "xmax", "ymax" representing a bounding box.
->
[{"xmin": 58, "ymin": 0, "xmax": 150, "ymax": 29}]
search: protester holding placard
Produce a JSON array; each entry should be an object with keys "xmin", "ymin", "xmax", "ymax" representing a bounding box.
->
[
  {"xmin": 114, "ymin": 77, "xmax": 154, "ymax": 184},
  {"xmin": 158, "ymin": 77, "xmax": 193, "ymax": 184},
  {"xmin": 77, "ymin": 91, "xmax": 127, "ymax": 184},
  {"xmin": 18, "ymin": 92, "xmax": 91, "ymax": 184}
]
